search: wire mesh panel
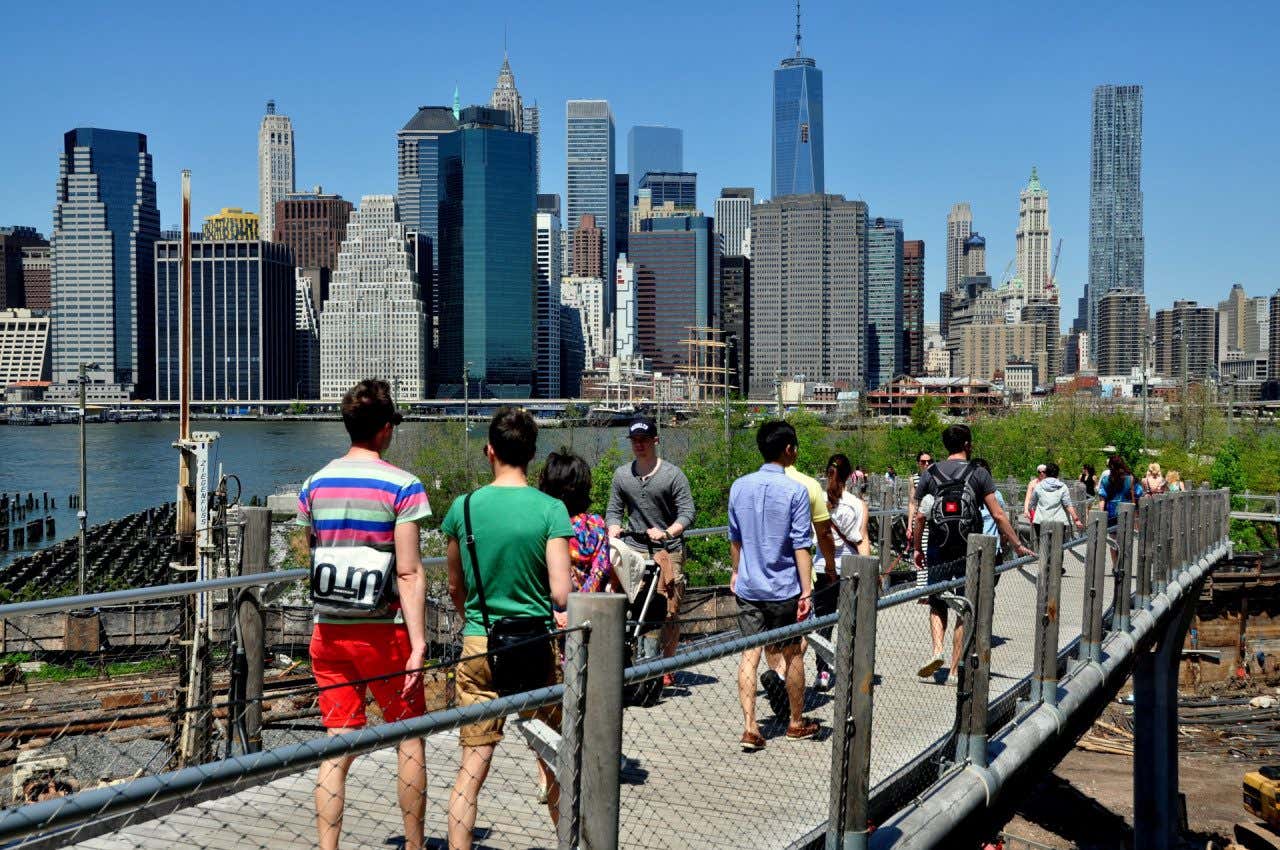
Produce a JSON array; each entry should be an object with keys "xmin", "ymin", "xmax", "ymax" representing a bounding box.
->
[{"xmin": 0, "ymin": 610, "xmax": 590, "ymax": 850}]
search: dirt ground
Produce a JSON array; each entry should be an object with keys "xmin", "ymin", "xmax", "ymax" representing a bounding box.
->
[{"xmin": 998, "ymin": 744, "xmax": 1242, "ymax": 849}]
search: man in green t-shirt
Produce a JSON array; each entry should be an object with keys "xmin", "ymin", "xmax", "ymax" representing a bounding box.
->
[{"xmin": 442, "ymin": 407, "xmax": 572, "ymax": 849}]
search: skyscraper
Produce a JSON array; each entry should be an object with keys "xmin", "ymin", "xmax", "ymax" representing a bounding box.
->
[
  {"xmin": 51, "ymin": 128, "xmax": 160, "ymax": 398},
  {"xmin": 437, "ymin": 106, "xmax": 537, "ymax": 397},
  {"xmin": 720, "ymin": 255, "xmax": 750, "ymax": 394},
  {"xmin": 629, "ymin": 215, "xmax": 720, "ymax": 374},
  {"xmin": 771, "ymin": 6, "xmax": 823, "ymax": 198},
  {"xmin": 715, "ymin": 188, "xmax": 754, "ymax": 258},
  {"xmin": 865, "ymin": 217, "xmax": 903, "ymax": 390},
  {"xmin": 902, "ymin": 240, "xmax": 925, "ymax": 376},
  {"xmin": 202, "ymin": 208, "xmax": 259, "ymax": 241},
  {"xmin": 258, "ymin": 101, "xmax": 295, "ymax": 242},
  {"xmin": 273, "ymin": 188, "xmax": 354, "ymax": 275},
  {"xmin": 638, "ymin": 172, "xmax": 697, "ymax": 208},
  {"xmin": 154, "ymin": 239, "xmax": 295, "ymax": 400},
  {"xmin": 750, "ymin": 194, "xmax": 866, "ymax": 394},
  {"xmin": 0, "ymin": 309, "xmax": 50, "ymax": 385},
  {"xmin": 614, "ymin": 254, "xmax": 637, "ymax": 359},
  {"xmin": 572, "ymin": 214, "xmax": 604, "ymax": 279},
  {"xmin": 319, "ymin": 195, "xmax": 428, "ymax": 400},
  {"xmin": 20, "ymin": 246, "xmax": 51, "ymax": 311},
  {"xmin": 945, "ymin": 203, "xmax": 974, "ymax": 293},
  {"xmin": 566, "ymin": 100, "xmax": 616, "ymax": 322},
  {"xmin": 535, "ymin": 205, "xmax": 562, "ymax": 398},
  {"xmin": 0, "ymin": 227, "xmax": 47, "ymax": 310},
  {"xmin": 1095, "ymin": 289, "xmax": 1147, "ymax": 376},
  {"xmin": 1087, "ymin": 84, "xmax": 1144, "ymax": 358},
  {"xmin": 1016, "ymin": 167, "xmax": 1052, "ymax": 299},
  {"xmin": 489, "ymin": 53, "xmax": 524, "ymax": 131},
  {"xmin": 523, "ymin": 103, "xmax": 541, "ymax": 190},
  {"xmin": 561, "ymin": 276, "xmax": 609, "ymax": 366},
  {"xmin": 613, "ymin": 173, "xmax": 629, "ymax": 259},
  {"xmin": 626, "ymin": 126, "xmax": 682, "ymax": 205},
  {"xmin": 397, "ymin": 105, "xmax": 460, "ymax": 274},
  {"xmin": 1155, "ymin": 300, "xmax": 1216, "ymax": 381}
]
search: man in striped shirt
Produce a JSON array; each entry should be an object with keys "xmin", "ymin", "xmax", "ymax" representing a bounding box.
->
[{"xmin": 296, "ymin": 379, "xmax": 431, "ymax": 850}]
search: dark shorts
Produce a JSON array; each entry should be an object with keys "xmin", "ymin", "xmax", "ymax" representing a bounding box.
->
[{"xmin": 736, "ymin": 595, "xmax": 802, "ymax": 648}]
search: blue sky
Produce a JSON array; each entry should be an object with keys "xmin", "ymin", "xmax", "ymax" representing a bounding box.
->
[{"xmin": 2, "ymin": 0, "xmax": 1277, "ymax": 326}]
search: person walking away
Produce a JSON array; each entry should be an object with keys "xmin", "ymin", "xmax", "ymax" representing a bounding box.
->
[
  {"xmin": 971, "ymin": 458, "xmax": 1011, "ymax": 562},
  {"xmin": 1142, "ymin": 462, "xmax": 1167, "ymax": 497},
  {"xmin": 1097, "ymin": 454, "xmax": 1140, "ymax": 567},
  {"xmin": 1079, "ymin": 465, "xmax": 1098, "ymax": 498},
  {"xmin": 540, "ymin": 450, "xmax": 619, "ymax": 594},
  {"xmin": 1166, "ymin": 470, "xmax": 1186, "ymax": 492},
  {"xmin": 296, "ymin": 379, "xmax": 430, "ymax": 850},
  {"xmin": 1028, "ymin": 462, "xmax": 1084, "ymax": 573},
  {"xmin": 607, "ymin": 417, "xmax": 695, "ymax": 683},
  {"xmin": 757, "ymin": 445, "xmax": 836, "ymax": 709},
  {"xmin": 811, "ymin": 454, "xmax": 869, "ymax": 690},
  {"xmin": 1023, "ymin": 464, "xmax": 1047, "ymax": 523},
  {"xmin": 442, "ymin": 408, "xmax": 573, "ymax": 849},
  {"xmin": 730, "ymin": 421, "xmax": 821, "ymax": 750},
  {"xmin": 910, "ymin": 424, "xmax": 1033, "ymax": 682}
]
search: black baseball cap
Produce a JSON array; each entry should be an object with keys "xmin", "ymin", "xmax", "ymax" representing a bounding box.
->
[{"xmin": 627, "ymin": 417, "xmax": 658, "ymax": 439}]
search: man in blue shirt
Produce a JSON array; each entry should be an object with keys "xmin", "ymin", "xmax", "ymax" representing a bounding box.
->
[{"xmin": 729, "ymin": 420, "xmax": 820, "ymax": 750}]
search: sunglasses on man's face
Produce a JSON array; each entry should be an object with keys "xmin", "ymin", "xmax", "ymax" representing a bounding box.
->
[
  {"xmin": 389, "ymin": 412, "xmax": 404, "ymax": 426},
  {"xmin": 918, "ymin": 458, "xmax": 932, "ymax": 465}
]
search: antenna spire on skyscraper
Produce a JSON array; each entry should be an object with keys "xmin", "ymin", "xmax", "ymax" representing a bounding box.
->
[{"xmin": 795, "ymin": 0, "xmax": 802, "ymax": 57}]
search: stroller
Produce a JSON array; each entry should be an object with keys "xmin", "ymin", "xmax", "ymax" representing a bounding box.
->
[{"xmin": 610, "ymin": 530, "xmax": 675, "ymax": 707}]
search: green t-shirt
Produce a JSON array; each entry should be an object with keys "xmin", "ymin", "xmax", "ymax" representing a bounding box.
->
[{"xmin": 441, "ymin": 485, "xmax": 574, "ymax": 637}]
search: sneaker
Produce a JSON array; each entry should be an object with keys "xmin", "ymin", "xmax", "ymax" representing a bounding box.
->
[
  {"xmin": 740, "ymin": 730, "xmax": 766, "ymax": 751},
  {"xmin": 816, "ymin": 671, "xmax": 833, "ymax": 691},
  {"xmin": 785, "ymin": 718, "xmax": 820, "ymax": 740},
  {"xmin": 760, "ymin": 670, "xmax": 789, "ymax": 718},
  {"xmin": 917, "ymin": 653, "xmax": 945, "ymax": 679}
]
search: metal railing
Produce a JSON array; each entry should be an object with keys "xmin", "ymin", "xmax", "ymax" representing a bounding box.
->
[{"xmin": 0, "ymin": 490, "xmax": 1232, "ymax": 850}]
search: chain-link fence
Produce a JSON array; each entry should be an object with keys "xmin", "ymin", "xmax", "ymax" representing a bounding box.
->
[{"xmin": 0, "ymin": 490, "xmax": 1233, "ymax": 850}]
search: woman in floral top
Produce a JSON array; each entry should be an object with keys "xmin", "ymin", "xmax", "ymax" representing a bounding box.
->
[{"xmin": 539, "ymin": 450, "xmax": 619, "ymax": 593}]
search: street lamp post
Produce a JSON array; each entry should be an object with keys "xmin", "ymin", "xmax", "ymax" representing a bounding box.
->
[
  {"xmin": 77, "ymin": 361, "xmax": 99, "ymax": 596},
  {"xmin": 463, "ymin": 362, "xmax": 473, "ymax": 488}
]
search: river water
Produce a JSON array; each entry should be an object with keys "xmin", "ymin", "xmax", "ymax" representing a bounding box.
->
[{"xmin": 0, "ymin": 420, "xmax": 648, "ymax": 568}]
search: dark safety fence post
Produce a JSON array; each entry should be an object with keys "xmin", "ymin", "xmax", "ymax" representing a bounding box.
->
[
  {"xmin": 1135, "ymin": 497, "xmax": 1152, "ymax": 610},
  {"xmin": 1078, "ymin": 511, "xmax": 1108, "ymax": 665},
  {"xmin": 561, "ymin": 593, "xmax": 623, "ymax": 850},
  {"xmin": 826, "ymin": 554, "xmax": 880, "ymax": 850},
  {"xmin": 1114, "ymin": 502, "xmax": 1135, "ymax": 634},
  {"xmin": 1029, "ymin": 521, "xmax": 1064, "ymax": 706},
  {"xmin": 954, "ymin": 534, "xmax": 996, "ymax": 766}
]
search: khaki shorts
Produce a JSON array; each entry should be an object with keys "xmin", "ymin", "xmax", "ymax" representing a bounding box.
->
[
  {"xmin": 664, "ymin": 547, "xmax": 687, "ymax": 617},
  {"xmin": 455, "ymin": 634, "xmax": 562, "ymax": 748}
]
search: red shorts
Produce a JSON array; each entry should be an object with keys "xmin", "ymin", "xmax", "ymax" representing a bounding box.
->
[{"xmin": 309, "ymin": 622, "xmax": 426, "ymax": 729}]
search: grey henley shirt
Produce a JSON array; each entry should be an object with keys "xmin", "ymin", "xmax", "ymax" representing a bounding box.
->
[{"xmin": 605, "ymin": 459, "xmax": 696, "ymax": 551}]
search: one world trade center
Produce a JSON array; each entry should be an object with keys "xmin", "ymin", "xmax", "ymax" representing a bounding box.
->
[{"xmin": 771, "ymin": 2, "xmax": 823, "ymax": 198}]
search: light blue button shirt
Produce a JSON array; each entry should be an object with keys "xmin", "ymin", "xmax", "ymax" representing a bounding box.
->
[{"xmin": 728, "ymin": 463, "xmax": 813, "ymax": 602}]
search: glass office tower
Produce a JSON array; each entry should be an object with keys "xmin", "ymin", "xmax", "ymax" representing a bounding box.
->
[
  {"xmin": 772, "ymin": 56, "xmax": 823, "ymax": 198},
  {"xmin": 438, "ymin": 107, "xmax": 537, "ymax": 397}
]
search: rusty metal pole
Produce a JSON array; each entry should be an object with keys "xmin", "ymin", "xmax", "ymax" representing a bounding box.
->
[{"xmin": 1029, "ymin": 521, "xmax": 1064, "ymax": 706}]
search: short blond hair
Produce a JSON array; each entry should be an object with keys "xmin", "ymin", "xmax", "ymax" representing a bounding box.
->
[
  {"xmin": 1147, "ymin": 462, "xmax": 1162, "ymax": 477},
  {"xmin": 1166, "ymin": 470, "xmax": 1181, "ymax": 484}
]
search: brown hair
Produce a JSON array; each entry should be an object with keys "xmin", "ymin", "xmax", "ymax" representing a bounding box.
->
[{"xmin": 341, "ymin": 379, "xmax": 400, "ymax": 443}]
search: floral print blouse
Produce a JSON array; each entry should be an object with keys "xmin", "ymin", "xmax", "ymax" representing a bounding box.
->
[{"xmin": 570, "ymin": 513, "xmax": 613, "ymax": 593}]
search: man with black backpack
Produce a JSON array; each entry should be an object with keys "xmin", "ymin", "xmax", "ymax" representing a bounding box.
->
[
  {"xmin": 296, "ymin": 379, "xmax": 430, "ymax": 850},
  {"xmin": 910, "ymin": 424, "xmax": 1033, "ymax": 682},
  {"xmin": 442, "ymin": 407, "xmax": 573, "ymax": 849}
]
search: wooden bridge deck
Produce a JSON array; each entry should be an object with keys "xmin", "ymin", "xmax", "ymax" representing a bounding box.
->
[{"xmin": 69, "ymin": 545, "xmax": 1102, "ymax": 850}]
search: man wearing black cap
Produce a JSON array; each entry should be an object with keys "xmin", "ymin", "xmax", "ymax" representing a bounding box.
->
[{"xmin": 607, "ymin": 417, "xmax": 696, "ymax": 672}]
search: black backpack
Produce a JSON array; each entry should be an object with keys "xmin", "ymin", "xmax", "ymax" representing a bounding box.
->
[{"xmin": 926, "ymin": 463, "xmax": 982, "ymax": 559}]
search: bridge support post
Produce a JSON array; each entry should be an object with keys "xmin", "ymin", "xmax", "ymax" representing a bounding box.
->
[
  {"xmin": 826, "ymin": 554, "xmax": 879, "ymax": 850},
  {"xmin": 1028, "ymin": 522, "xmax": 1064, "ymax": 706},
  {"xmin": 1152, "ymin": 495, "xmax": 1169, "ymax": 596},
  {"xmin": 1135, "ymin": 497, "xmax": 1152, "ymax": 610},
  {"xmin": 1077, "ymin": 511, "xmax": 1108, "ymax": 665},
  {"xmin": 1133, "ymin": 578, "xmax": 1198, "ymax": 850},
  {"xmin": 954, "ymin": 534, "xmax": 996, "ymax": 767},
  {"xmin": 1114, "ymin": 503, "xmax": 1135, "ymax": 634},
  {"xmin": 561, "ymin": 593, "xmax": 624, "ymax": 850}
]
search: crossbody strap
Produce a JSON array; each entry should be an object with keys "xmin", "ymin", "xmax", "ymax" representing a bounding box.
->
[{"xmin": 463, "ymin": 492, "xmax": 492, "ymax": 634}]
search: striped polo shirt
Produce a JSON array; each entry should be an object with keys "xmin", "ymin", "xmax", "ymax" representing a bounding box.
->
[{"xmin": 296, "ymin": 457, "xmax": 431, "ymax": 623}]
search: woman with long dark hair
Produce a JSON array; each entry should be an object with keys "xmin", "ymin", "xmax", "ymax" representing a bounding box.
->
[
  {"xmin": 811, "ymin": 453, "xmax": 870, "ymax": 690},
  {"xmin": 538, "ymin": 450, "xmax": 618, "ymax": 594}
]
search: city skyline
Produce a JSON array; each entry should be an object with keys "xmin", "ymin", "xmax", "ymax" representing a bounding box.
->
[{"xmin": 1, "ymin": 2, "xmax": 1277, "ymax": 329}]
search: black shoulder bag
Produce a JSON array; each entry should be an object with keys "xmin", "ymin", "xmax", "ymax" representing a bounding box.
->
[{"xmin": 463, "ymin": 492, "xmax": 555, "ymax": 696}]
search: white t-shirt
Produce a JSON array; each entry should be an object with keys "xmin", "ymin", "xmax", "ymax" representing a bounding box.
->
[{"xmin": 814, "ymin": 492, "xmax": 865, "ymax": 574}]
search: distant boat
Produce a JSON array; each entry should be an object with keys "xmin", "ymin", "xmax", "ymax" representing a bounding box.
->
[{"xmin": 586, "ymin": 405, "xmax": 637, "ymax": 427}]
